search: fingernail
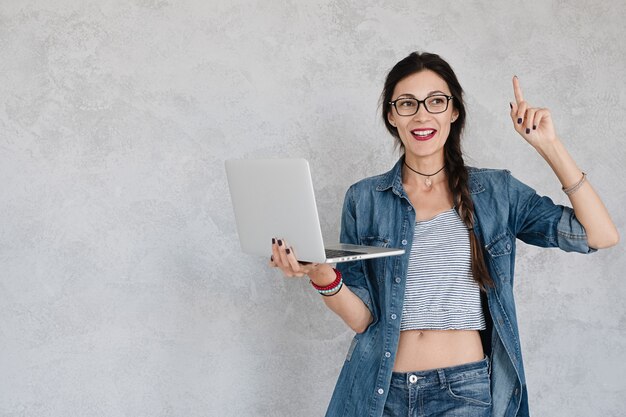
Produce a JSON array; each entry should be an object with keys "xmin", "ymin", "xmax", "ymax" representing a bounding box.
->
[
  {"xmin": 517, "ymin": 118, "xmax": 522, "ymax": 124},
  {"xmin": 525, "ymin": 128, "xmax": 530, "ymax": 134},
  {"xmin": 533, "ymin": 125, "xmax": 537, "ymax": 130},
  {"xmin": 509, "ymin": 102, "xmax": 512, "ymax": 109},
  {"xmin": 286, "ymin": 248, "xmax": 291, "ymax": 255},
  {"xmin": 514, "ymin": 75, "xmax": 518, "ymax": 79},
  {"xmin": 277, "ymin": 239, "xmax": 283, "ymax": 246},
  {"xmin": 270, "ymin": 255, "xmax": 273, "ymax": 262},
  {"xmin": 272, "ymin": 238, "xmax": 275, "ymax": 244}
]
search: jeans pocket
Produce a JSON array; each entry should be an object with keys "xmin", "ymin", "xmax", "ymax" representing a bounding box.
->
[{"xmin": 446, "ymin": 373, "xmax": 492, "ymax": 407}]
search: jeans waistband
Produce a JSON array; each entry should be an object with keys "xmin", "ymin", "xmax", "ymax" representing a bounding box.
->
[{"xmin": 390, "ymin": 356, "xmax": 490, "ymax": 388}]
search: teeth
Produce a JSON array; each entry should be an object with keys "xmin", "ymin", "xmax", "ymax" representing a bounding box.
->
[{"xmin": 413, "ymin": 130, "xmax": 434, "ymax": 136}]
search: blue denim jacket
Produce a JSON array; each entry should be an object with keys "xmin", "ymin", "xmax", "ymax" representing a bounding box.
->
[{"xmin": 327, "ymin": 157, "xmax": 595, "ymax": 417}]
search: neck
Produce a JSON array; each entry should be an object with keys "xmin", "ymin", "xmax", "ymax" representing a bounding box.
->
[
  {"xmin": 403, "ymin": 153, "xmax": 445, "ymax": 174},
  {"xmin": 404, "ymin": 161, "xmax": 445, "ymax": 177},
  {"xmin": 402, "ymin": 158, "xmax": 447, "ymax": 189}
]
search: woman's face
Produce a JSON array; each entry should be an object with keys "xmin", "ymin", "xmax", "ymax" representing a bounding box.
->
[{"xmin": 388, "ymin": 69, "xmax": 458, "ymax": 162}]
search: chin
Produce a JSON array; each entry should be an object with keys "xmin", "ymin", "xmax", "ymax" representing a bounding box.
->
[{"xmin": 405, "ymin": 142, "xmax": 444, "ymax": 158}]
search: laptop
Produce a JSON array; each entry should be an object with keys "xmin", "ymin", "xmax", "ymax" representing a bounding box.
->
[{"xmin": 225, "ymin": 158, "xmax": 405, "ymax": 264}]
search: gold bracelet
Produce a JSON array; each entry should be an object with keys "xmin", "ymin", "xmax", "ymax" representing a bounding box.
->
[{"xmin": 562, "ymin": 172, "xmax": 586, "ymax": 195}]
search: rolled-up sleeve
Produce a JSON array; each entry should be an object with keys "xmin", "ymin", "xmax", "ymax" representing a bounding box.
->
[{"xmin": 557, "ymin": 206, "xmax": 597, "ymax": 253}]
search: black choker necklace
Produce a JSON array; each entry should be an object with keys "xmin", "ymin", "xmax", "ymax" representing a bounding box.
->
[{"xmin": 404, "ymin": 161, "xmax": 445, "ymax": 188}]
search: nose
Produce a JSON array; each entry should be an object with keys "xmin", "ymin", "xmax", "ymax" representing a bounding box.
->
[{"xmin": 412, "ymin": 103, "xmax": 431, "ymax": 121}]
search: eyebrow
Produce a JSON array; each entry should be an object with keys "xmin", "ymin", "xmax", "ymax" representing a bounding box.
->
[{"xmin": 397, "ymin": 90, "xmax": 448, "ymax": 98}]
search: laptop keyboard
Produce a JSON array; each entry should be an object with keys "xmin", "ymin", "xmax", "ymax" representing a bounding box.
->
[{"xmin": 325, "ymin": 249, "xmax": 366, "ymax": 258}]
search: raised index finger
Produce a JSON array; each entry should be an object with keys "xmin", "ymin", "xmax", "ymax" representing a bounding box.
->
[{"xmin": 512, "ymin": 75, "xmax": 524, "ymax": 104}]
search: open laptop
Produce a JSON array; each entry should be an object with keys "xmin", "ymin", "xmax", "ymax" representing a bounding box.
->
[{"xmin": 225, "ymin": 158, "xmax": 405, "ymax": 264}]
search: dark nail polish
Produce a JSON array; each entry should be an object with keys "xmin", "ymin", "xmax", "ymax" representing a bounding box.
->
[
  {"xmin": 509, "ymin": 103, "xmax": 513, "ymax": 109},
  {"xmin": 286, "ymin": 248, "xmax": 291, "ymax": 255},
  {"xmin": 525, "ymin": 128, "xmax": 530, "ymax": 134},
  {"xmin": 270, "ymin": 255, "xmax": 273, "ymax": 262},
  {"xmin": 272, "ymin": 238, "xmax": 275, "ymax": 244},
  {"xmin": 533, "ymin": 125, "xmax": 537, "ymax": 130},
  {"xmin": 277, "ymin": 239, "xmax": 283, "ymax": 246},
  {"xmin": 517, "ymin": 118, "xmax": 522, "ymax": 124}
]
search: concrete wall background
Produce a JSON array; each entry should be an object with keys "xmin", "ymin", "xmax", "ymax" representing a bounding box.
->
[{"xmin": 1, "ymin": 1, "xmax": 624, "ymax": 416}]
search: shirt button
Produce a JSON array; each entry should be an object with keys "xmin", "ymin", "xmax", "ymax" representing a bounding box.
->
[
  {"xmin": 506, "ymin": 243, "xmax": 512, "ymax": 251},
  {"xmin": 395, "ymin": 277, "xmax": 401, "ymax": 283},
  {"xmin": 377, "ymin": 388, "xmax": 384, "ymax": 395},
  {"xmin": 401, "ymin": 239, "xmax": 408, "ymax": 245},
  {"xmin": 514, "ymin": 388, "xmax": 519, "ymax": 396},
  {"xmin": 391, "ymin": 314, "xmax": 397, "ymax": 320},
  {"xmin": 385, "ymin": 351, "xmax": 391, "ymax": 358},
  {"xmin": 409, "ymin": 375, "xmax": 418, "ymax": 383},
  {"xmin": 407, "ymin": 206, "xmax": 413, "ymax": 211}
]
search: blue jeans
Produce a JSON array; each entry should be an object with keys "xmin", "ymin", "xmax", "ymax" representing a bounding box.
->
[{"xmin": 382, "ymin": 357, "xmax": 492, "ymax": 417}]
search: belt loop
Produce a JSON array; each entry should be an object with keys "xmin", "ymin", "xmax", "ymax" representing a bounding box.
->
[{"xmin": 437, "ymin": 369, "xmax": 446, "ymax": 388}]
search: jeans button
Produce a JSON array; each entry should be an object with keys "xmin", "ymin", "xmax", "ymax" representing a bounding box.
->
[{"xmin": 409, "ymin": 375, "xmax": 418, "ymax": 383}]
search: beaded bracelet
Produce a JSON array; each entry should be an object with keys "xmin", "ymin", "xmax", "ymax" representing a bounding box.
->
[
  {"xmin": 310, "ymin": 268, "xmax": 343, "ymax": 295},
  {"xmin": 562, "ymin": 172, "xmax": 587, "ymax": 196},
  {"xmin": 320, "ymin": 282, "xmax": 343, "ymax": 297}
]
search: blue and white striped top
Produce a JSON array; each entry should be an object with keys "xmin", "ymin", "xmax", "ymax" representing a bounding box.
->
[{"xmin": 400, "ymin": 208, "xmax": 486, "ymax": 331}]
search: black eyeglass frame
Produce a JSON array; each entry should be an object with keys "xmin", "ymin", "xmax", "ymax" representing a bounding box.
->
[{"xmin": 388, "ymin": 94, "xmax": 454, "ymax": 116}]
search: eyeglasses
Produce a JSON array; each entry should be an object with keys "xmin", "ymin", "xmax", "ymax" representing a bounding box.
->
[{"xmin": 389, "ymin": 94, "xmax": 454, "ymax": 116}]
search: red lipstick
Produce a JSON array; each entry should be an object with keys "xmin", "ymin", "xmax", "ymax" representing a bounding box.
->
[{"xmin": 411, "ymin": 128, "xmax": 437, "ymax": 141}]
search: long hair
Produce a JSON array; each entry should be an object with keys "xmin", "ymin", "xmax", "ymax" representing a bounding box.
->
[{"xmin": 380, "ymin": 52, "xmax": 493, "ymax": 289}]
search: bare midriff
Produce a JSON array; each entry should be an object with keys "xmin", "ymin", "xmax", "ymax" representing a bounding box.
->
[{"xmin": 393, "ymin": 329, "xmax": 484, "ymax": 372}]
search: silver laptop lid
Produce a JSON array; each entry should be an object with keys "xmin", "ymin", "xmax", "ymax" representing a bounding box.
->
[{"xmin": 225, "ymin": 158, "xmax": 328, "ymax": 263}]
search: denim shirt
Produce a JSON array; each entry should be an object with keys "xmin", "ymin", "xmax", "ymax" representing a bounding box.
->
[{"xmin": 327, "ymin": 158, "xmax": 595, "ymax": 417}]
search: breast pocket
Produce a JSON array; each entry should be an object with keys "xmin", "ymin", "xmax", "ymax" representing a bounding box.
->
[
  {"xmin": 360, "ymin": 236, "xmax": 390, "ymax": 285},
  {"xmin": 485, "ymin": 232, "xmax": 514, "ymax": 285}
]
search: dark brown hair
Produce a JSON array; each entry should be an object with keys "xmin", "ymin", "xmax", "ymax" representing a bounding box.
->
[{"xmin": 381, "ymin": 52, "xmax": 493, "ymax": 289}]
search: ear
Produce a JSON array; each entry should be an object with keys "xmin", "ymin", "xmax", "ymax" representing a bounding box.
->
[
  {"xmin": 451, "ymin": 108, "xmax": 459, "ymax": 123},
  {"xmin": 388, "ymin": 111, "xmax": 397, "ymax": 127}
]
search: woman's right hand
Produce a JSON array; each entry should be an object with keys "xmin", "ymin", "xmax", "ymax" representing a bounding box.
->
[
  {"xmin": 269, "ymin": 237, "xmax": 335, "ymax": 284},
  {"xmin": 270, "ymin": 237, "xmax": 373, "ymax": 333}
]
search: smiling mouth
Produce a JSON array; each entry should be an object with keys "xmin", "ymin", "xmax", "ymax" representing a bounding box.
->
[{"xmin": 411, "ymin": 129, "xmax": 437, "ymax": 141}]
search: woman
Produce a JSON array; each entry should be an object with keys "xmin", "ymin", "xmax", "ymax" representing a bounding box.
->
[{"xmin": 269, "ymin": 52, "xmax": 619, "ymax": 417}]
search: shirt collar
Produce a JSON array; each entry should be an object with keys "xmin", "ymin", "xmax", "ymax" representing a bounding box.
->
[{"xmin": 375, "ymin": 157, "xmax": 405, "ymax": 196}]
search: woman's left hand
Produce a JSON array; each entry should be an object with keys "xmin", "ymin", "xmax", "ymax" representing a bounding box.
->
[{"xmin": 510, "ymin": 76, "xmax": 558, "ymax": 150}]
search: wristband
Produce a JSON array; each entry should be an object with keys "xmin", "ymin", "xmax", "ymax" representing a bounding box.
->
[
  {"xmin": 310, "ymin": 268, "xmax": 342, "ymax": 295},
  {"xmin": 320, "ymin": 282, "xmax": 343, "ymax": 297}
]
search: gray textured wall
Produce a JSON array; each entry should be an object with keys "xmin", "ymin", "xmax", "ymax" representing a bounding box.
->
[{"xmin": 1, "ymin": 1, "xmax": 624, "ymax": 416}]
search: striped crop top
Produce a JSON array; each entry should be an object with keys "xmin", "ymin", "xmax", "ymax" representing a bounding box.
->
[{"xmin": 400, "ymin": 208, "xmax": 486, "ymax": 331}]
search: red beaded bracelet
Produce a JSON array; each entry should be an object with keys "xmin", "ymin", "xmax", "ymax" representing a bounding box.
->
[{"xmin": 310, "ymin": 268, "xmax": 342, "ymax": 291}]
